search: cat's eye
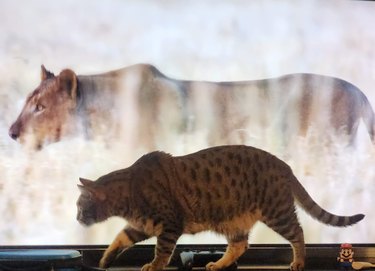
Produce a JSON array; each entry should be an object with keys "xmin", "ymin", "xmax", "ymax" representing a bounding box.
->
[{"xmin": 35, "ymin": 104, "xmax": 45, "ymax": 113}]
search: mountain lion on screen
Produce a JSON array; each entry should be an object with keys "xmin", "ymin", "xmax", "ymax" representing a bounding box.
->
[
  {"xmin": 76, "ymin": 145, "xmax": 364, "ymax": 271},
  {"xmin": 9, "ymin": 64, "xmax": 375, "ymax": 150}
]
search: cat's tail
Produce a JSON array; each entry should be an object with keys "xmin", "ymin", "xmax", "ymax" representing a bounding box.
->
[{"xmin": 291, "ymin": 175, "xmax": 365, "ymax": 227}]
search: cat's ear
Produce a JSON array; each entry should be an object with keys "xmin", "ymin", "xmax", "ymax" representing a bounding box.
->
[
  {"xmin": 77, "ymin": 183, "xmax": 91, "ymax": 196},
  {"xmin": 77, "ymin": 184, "xmax": 88, "ymax": 195},
  {"xmin": 77, "ymin": 184, "xmax": 84, "ymax": 192},
  {"xmin": 79, "ymin": 177, "xmax": 95, "ymax": 187},
  {"xmin": 78, "ymin": 178, "xmax": 106, "ymax": 201}
]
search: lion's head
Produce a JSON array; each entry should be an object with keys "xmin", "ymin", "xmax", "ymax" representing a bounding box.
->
[{"xmin": 9, "ymin": 65, "xmax": 79, "ymax": 150}]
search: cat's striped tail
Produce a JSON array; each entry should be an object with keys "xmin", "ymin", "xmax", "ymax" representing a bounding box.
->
[{"xmin": 291, "ymin": 175, "xmax": 365, "ymax": 227}]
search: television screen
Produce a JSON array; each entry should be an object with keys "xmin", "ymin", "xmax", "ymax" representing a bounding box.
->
[{"xmin": 1, "ymin": 0, "xmax": 374, "ymax": 246}]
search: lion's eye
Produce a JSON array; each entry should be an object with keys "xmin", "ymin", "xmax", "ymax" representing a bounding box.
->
[{"xmin": 35, "ymin": 104, "xmax": 45, "ymax": 112}]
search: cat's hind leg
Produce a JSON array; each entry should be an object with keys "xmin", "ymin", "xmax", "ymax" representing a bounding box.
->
[
  {"xmin": 206, "ymin": 234, "xmax": 248, "ymax": 271},
  {"xmin": 263, "ymin": 210, "xmax": 305, "ymax": 271},
  {"xmin": 99, "ymin": 226, "xmax": 149, "ymax": 268}
]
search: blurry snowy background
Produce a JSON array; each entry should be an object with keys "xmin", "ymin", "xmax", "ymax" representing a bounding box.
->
[{"xmin": 1, "ymin": 0, "xmax": 374, "ymax": 245}]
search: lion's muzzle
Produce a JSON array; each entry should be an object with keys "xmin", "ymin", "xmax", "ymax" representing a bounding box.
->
[{"xmin": 9, "ymin": 121, "xmax": 21, "ymax": 141}]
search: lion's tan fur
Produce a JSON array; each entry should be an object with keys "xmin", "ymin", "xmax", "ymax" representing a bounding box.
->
[{"xmin": 9, "ymin": 64, "xmax": 375, "ymax": 150}]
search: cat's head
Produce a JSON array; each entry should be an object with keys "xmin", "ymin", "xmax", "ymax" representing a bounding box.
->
[{"xmin": 76, "ymin": 177, "xmax": 109, "ymax": 226}]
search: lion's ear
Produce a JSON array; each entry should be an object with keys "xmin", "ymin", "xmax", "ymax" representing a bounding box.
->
[
  {"xmin": 58, "ymin": 69, "xmax": 78, "ymax": 100},
  {"xmin": 41, "ymin": 65, "xmax": 55, "ymax": 81}
]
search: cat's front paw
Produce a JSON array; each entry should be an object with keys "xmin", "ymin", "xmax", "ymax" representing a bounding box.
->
[
  {"xmin": 99, "ymin": 257, "xmax": 109, "ymax": 269},
  {"xmin": 290, "ymin": 260, "xmax": 304, "ymax": 271},
  {"xmin": 99, "ymin": 252, "xmax": 117, "ymax": 269},
  {"xmin": 206, "ymin": 261, "xmax": 222, "ymax": 271},
  {"xmin": 141, "ymin": 263, "xmax": 157, "ymax": 271}
]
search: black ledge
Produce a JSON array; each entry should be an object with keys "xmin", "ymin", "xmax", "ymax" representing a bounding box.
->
[{"xmin": 0, "ymin": 244, "xmax": 374, "ymax": 270}]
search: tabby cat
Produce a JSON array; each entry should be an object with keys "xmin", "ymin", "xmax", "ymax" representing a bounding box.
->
[{"xmin": 76, "ymin": 145, "xmax": 364, "ymax": 271}]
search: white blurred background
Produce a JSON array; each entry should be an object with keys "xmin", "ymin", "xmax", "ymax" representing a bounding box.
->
[{"xmin": 0, "ymin": 0, "xmax": 374, "ymax": 245}]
